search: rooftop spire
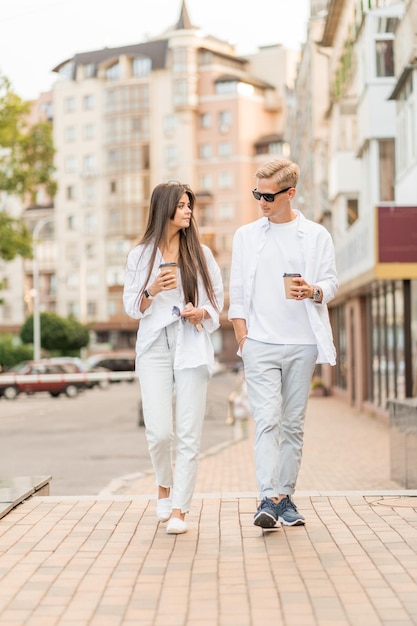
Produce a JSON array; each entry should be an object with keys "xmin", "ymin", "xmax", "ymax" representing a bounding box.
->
[{"xmin": 175, "ymin": 0, "xmax": 193, "ymax": 29}]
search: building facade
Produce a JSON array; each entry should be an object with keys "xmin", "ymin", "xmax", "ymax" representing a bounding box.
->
[
  {"xmin": 34, "ymin": 1, "xmax": 297, "ymax": 363},
  {"xmin": 291, "ymin": 0, "xmax": 417, "ymax": 416}
]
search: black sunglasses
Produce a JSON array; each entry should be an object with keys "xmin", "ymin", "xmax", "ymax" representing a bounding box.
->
[{"xmin": 252, "ymin": 187, "xmax": 292, "ymax": 202}]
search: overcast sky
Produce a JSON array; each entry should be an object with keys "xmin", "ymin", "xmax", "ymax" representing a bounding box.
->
[{"xmin": 0, "ymin": 0, "xmax": 310, "ymax": 101}]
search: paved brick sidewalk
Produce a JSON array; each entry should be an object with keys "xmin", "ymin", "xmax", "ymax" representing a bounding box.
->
[
  {"xmin": 117, "ymin": 395, "xmax": 401, "ymax": 497},
  {"xmin": 1, "ymin": 396, "xmax": 417, "ymax": 626}
]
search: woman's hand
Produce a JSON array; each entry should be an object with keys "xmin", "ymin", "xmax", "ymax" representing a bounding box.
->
[{"xmin": 181, "ymin": 303, "xmax": 205, "ymax": 331}]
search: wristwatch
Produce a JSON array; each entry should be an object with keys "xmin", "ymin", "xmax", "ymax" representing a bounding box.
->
[
  {"xmin": 312, "ymin": 287, "xmax": 321, "ymax": 302},
  {"xmin": 144, "ymin": 288, "xmax": 154, "ymax": 299}
]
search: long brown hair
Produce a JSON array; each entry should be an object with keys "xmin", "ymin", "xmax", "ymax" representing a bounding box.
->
[{"xmin": 139, "ymin": 182, "xmax": 219, "ymax": 310}]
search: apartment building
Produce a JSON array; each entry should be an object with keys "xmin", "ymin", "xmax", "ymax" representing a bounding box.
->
[
  {"xmin": 40, "ymin": 0, "xmax": 297, "ymax": 363},
  {"xmin": 291, "ymin": 0, "xmax": 417, "ymax": 416}
]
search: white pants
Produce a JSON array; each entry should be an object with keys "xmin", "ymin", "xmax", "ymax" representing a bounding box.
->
[
  {"xmin": 242, "ymin": 340, "xmax": 318, "ymax": 500},
  {"xmin": 136, "ymin": 323, "xmax": 209, "ymax": 513}
]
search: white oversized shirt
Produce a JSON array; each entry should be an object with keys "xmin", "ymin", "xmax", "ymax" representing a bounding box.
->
[
  {"xmin": 228, "ymin": 211, "xmax": 339, "ymax": 365},
  {"xmin": 123, "ymin": 244, "xmax": 224, "ymax": 375}
]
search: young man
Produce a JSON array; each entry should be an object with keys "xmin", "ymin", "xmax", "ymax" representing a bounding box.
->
[{"xmin": 228, "ymin": 159, "xmax": 338, "ymax": 528}]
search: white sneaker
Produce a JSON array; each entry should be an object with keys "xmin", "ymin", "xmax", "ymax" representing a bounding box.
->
[
  {"xmin": 156, "ymin": 498, "xmax": 172, "ymax": 522},
  {"xmin": 166, "ymin": 517, "xmax": 187, "ymax": 534}
]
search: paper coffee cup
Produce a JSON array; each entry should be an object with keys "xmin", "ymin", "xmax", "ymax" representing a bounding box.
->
[
  {"xmin": 159, "ymin": 262, "xmax": 177, "ymax": 289},
  {"xmin": 283, "ymin": 273, "xmax": 301, "ymax": 299}
]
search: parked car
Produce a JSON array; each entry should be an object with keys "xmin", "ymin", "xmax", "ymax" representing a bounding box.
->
[
  {"xmin": 86, "ymin": 352, "xmax": 135, "ymax": 382},
  {"xmin": 47, "ymin": 357, "xmax": 111, "ymax": 390},
  {"xmin": 0, "ymin": 360, "xmax": 87, "ymax": 399}
]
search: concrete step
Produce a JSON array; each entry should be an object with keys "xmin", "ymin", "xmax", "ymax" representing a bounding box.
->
[{"xmin": 0, "ymin": 476, "xmax": 51, "ymax": 519}]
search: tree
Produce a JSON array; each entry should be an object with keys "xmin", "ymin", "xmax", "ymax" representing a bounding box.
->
[
  {"xmin": 0, "ymin": 74, "xmax": 57, "ymax": 202},
  {"xmin": 19, "ymin": 313, "xmax": 90, "ymax": 354},
  {"xmin": 0, "ymin": 211, "xmax": 32, "ymax": 261},
  {"xmin": 0, "ymin": 73, "xmax": 56, "ymax": 302},
  {"xmin": 0, "ymin": 212, "xmax": 32, "ymax": 304}
]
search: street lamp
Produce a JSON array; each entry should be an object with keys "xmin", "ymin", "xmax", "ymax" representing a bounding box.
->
[{"xmin": 32, "ymin": 216, "xmax": 53, "ymax": 361}]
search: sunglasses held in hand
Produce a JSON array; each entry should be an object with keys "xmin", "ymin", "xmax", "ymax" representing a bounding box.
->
[{"xmin": 172, "ymin": 305, "xmax": 202, "ymax": 332}]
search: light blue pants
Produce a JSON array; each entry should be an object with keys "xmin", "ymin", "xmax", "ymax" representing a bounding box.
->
[
  {"xmin": 137, "ymin": 323, "xmax": 209, "ymax": 513},
  {"xmin": 241, "ymin": 340, "xmax": 318, "ymax": 499}
]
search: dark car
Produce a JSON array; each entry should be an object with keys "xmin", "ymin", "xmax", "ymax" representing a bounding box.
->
[
  {"xmin": 86, "ymin": 352, "xmax": 135, "ymax": 382},
  {"xmin": 0, "ymin": 360, "xmax": 87, "ymax": 400}
]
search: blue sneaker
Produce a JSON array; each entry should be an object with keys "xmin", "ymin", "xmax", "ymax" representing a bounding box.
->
[
  {"xmin": 276, "ymin": 496, "xmax": 305, "ymax": 526},
  {"xmin": 253, "ymin": 498, "xmax": 280, "ymax": 528}
]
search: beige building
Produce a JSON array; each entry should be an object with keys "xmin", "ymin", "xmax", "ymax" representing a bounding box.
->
[{"xmin": 39, "ymin": 0, "xmax": 298, "ymax": 363}]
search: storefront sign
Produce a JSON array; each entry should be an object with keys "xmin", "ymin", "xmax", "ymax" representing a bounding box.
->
[{"xmin": 377, "ymin": 206, "xmax": 417, "ymax": 262}]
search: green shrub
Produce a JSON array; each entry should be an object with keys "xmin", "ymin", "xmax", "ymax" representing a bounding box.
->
[{"xmin": 0, "ymin": 335, "xmax": 33, "ymax": 371}]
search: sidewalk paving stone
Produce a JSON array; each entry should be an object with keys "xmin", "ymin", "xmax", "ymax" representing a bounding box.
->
[{"xmin": 1, "ymin": 396, "xmax": 417, "ymax": 625}]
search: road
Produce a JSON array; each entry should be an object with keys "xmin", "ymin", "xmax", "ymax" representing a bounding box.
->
[{"xmin": 0, "ymin": 370, "xmax": 240, "ymax": 496}]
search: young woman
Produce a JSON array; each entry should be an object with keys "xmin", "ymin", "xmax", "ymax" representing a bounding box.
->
[{"xmin": 123, "ymin": 182, "xmax": 223, "ymax": 534}]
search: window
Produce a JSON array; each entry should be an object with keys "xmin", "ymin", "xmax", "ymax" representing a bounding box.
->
[
  {"xmin": 219, "ymin": 172, "xmax": 233, "ymax": 189},
  {"xmin": 368, "ymin": 281, "xmax": 405, "ymax": 406},
  {"xmin": 107, "ymin": 149, "xmax": 119, "ymax": 166},
  {"xmin": 199, "ymin": 113, "xmax": 211, "ymax": 129},
  {"xmin": 83, "ymin": 64, "xmax": 95, "ymax": 79},
  {"xmin": 199, "ymin": 144, "xmax": 212, "ymax": 159},
  {"xmin": 219, "ymin": 234, "xmax": 233, "ymax": 253},
  {"xmin": 378, "ymin": 139, "xmax": 395, "ymax": 202},
  {"xmin": 173, "ymin": 79, "xmax": 188, "ymax": 105},
  {"xmin": 85, "ymin": 213, "xmax": 97, "ymax": 234},
  {"xmin": 84, "ymin": 124, "xmax": 95, "ymax": 140},
  {"xmin": 165, "ymin": 145, "xmax": 177, "ymax": 165},
  {"xmin": 110, "ymin": 180, "xmax": 117, "ymax": 194},
  {"xmin": 347, "ymin": 197, "xmax": 359, "ymax": 227},
  {"xmin": 218, "ymin": 111, "xmax": 232, "ymax": 131},
  {"xmin": 67, "ymin": 215, "xmax": 77, "ymax": 231},
  {"xmin": 59, "ymin": 61, "xmax": 74, "ymax": 80},
  {"xmin": 83, "ymin": 154, "xmax": 96, "ymax": 172},
  {"xmin": 65, "ymin": 126, "xmax": 76, "ymax": 142},
  {"xmin": 64, "ymin": 97, "xmax": 75, "ymax": 112},
  {"xmin": 200, "ymin": 174, "xmax": 212, "ymax": 190},
  {"xmin": 173, "ymin": 47, "xmax": 187, "ymax": 73},
  {"xmin": 106, "ymin": 63, "xmax": 121, "ymax": 81},
  {"xmin": 68, "ymin": 301, "xmax": 79, "ymax": 316},
  {"xmin": 397, "ymin": 75, "xmax": 416, "ymax": 174},
  {"xmin": 106, "ymin": 267, "xmax": 125, "ymax": 286},
  {"xmin": 218, "ymin": 142, "xmax": 232, "ymax": 157},
  {"xmin": 86, "ymin": 243, "xmax": 96, "ymax": 258},
  {"xmin": 84, "ymin": 182, "xmax": 95, "ymax": 204},
  {"xmin": 40, "ymin": 101, "xmax": 53, "ymax": 121},
  {"xmin": 108, "ymin": 299, "xmax": 117, "ymax": 316},
  {"xmin": 87, "ymin": 301, "xmax": 97, "ymax": 317},
  {"xmin": 218, "ymin": 202, "xmax": 234, "ymax": 220},
  {"xmin": 64, "ymin": 156, "xmax": 77, "ymax": 173},
  {"xmin": 133, "ymin": 57, "xmax": 151, "ymax": 77},
  {"xmin": 216, "ymin": 81, "xmax": 237, "ymax": 95},
  {"xmin": 86, "ymin": 272, "xmax": 98, "ymax": 287},
  {"xmin": 375, "ymin": 39, "xmax": 394, "ymax": 77},
  {"xmin": 198, "ymin": 203, "xmax": 213, "ymax": 227},
  {"xmin": 83, "ymin": 94, "xmax": 94, "ymax": 109},
  {"xmin": 198, "ymin": 50, "xmax": 213, "ymax": 65},
  {"xmin": 132, "ymin": 115, "xmax": 149, "ymax": 137},
  {"xmin": 164, "ymin": 114, "xmax": 176, "ymax": 134},
  {"xmin": 66, "ymin": 185, "xmax": 76, "ymax": 200},
  {"xmin": 136, "ymin": 84, "xmax": 149, "ymax": 108}
]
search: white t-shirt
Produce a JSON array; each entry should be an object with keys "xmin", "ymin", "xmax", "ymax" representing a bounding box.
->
[{"xmin": 250, "ymin": 217, "xmax": 316, "ymax": 345}]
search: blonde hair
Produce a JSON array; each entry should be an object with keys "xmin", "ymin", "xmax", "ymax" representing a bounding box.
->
[{"xmin": 255, "ymin": 159, "xmax": 300, "ymax": 188}]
